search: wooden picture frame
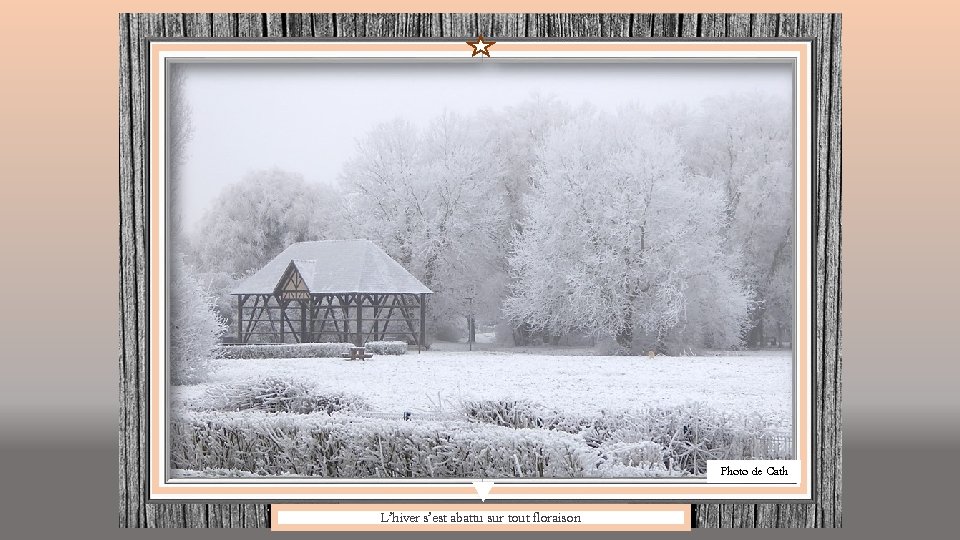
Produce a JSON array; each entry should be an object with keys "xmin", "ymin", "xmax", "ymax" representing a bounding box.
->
[{"xmin": 119, "ymin": 12, "xmax": 841, "ymax": 528}]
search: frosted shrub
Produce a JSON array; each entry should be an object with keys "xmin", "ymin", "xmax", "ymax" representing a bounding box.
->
[
  {"xmin": 461, "ymin": 399, "xmax": 548, "ymax": 429},
  {"xmin": 600, "ymin": 441, "xmax": 667, "ymax": 470},
  {"xmin": 170, "ymin": 255, "xmax": 227, "ymax": 385},
  {"xmin": 593, "ymin": 403, "xmax": 790, "ymax": 475},
  {"xmin": 172, "ymin": 468, "xmax": 302, "ymax": 478},
  {"xmin": 215, "ymin": 342, "xmax": 352, "ymax": 359},
  {"xmin": 363, "ymin": 341, "xmax": 407, "ymax": 355},
  {"xmin": 196, "ymin": 376, "xmax": 369, "ymax": 415},
  {"xmin": 460, "ymin": 400, "xmax": 599, "ymax": 434},
  {"xmin": 169, "ymin": 411, "xmax": 593, "ymax": 478},
  {"xmin": 460, "ymin": 400, "xmax": 790, "ymax": 476},
  {"xmin": 195, "ymin": 271, "xmax": 241, "ymax": 328}
]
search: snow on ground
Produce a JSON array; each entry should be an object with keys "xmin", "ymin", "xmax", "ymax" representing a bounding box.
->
[{"xmin": 175, "ymin": 348, "xmax": 793, "ymax": 429}]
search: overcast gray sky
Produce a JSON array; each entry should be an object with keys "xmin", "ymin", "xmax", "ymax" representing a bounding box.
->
[{"xmin": 173, "ymin": 61, "xmax": 792, "ymax": 231}]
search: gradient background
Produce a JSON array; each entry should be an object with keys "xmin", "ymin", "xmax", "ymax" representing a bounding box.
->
[{"xmin": 0, "ymin": 0, "xmax": 955, "ymax": 537}]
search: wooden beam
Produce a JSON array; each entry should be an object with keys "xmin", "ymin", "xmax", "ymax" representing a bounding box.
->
[
  {"xmin": 339, "ymin": 294, "xmax": 349, "ymax": 343},
  {"xmin": 419, "ymin": 293, "xmax": 427, "ymax": 353},
  {"xmin": 355, "ymin": 293, "xmax": 363, "ymax": 346},
  {"xmin": 300, "ymin": 300, "xmax": 307, "ymax": 343},
  {"xmin": 278, "ymin": 296, "xmax": 285, "ymax": 343},
  {"xmin": 236, "ymin": 294, "xmax": 246, "ymax": 343},
  {"xmin": 372, "ymin": 294, "xmax": 381, "ymax": 341}
]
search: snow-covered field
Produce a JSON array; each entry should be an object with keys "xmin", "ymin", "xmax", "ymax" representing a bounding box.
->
[{"xmin": 175, "ymin": 349, "xmax": 793, "ymax": 430}]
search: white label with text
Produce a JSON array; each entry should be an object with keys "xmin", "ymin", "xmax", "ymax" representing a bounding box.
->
[{"xmin": 706, "ymin": 460, "xmax": 800, "ymax": 484}]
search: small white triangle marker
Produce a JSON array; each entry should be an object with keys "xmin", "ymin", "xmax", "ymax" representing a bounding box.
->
[{"xmin": 471, "ymin": 480, "xmax": 495, "ymax": 502}]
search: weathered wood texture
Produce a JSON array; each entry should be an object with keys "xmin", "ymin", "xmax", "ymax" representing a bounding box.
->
[{"xmin": 119, "ymin": 12, "xmax": 841, "ymax": 528}]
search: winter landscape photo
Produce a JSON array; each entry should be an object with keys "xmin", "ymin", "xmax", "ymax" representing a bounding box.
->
[{"xmin": 165, "ymin": 60, "xmax": 798, "ymax": 480}]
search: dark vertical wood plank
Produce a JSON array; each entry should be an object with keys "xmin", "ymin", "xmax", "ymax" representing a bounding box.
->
[
  {"xmin": 138, "ymin": 12, "xmax": 164, "ymax": 529},
  {"xmin": 755, "ymin": 503, "xmax": 779, "ymax": 528},
  {"xmin": 699, "ymin": 503, "xmax": 720, "ymax": 528},
  {"xmin": 264, "ymin": 13, "xmax": 284, "ymax": 37},
  {"xmin": 313, "ymin": 13, "xmax": 336, "ymax": 37},
  {"xmin": 362, "ymin": 13, "xmax": 401, "ymax": 37},
  {"xmin": 122, "ymin": 12, "xmax": 147, "ymax": 524},
  {"xmin": 779, "ymin": 12, "xmax": 801, "ymax": 38},
  {"xmin": 163, "ymin": 13, "xmax": 184, "ymax": 37},
  {"xmin": 630, "ymin": 13, "xmax": 653, "ymax": 37},
  {"xmin": 395, "ymin": 13, "xmax": 422, "ymax": 37},
  {"xmin": 800, "ymin": 11, "xmax": 840, "ymax": 530},
  {"xmin": 211, "ymin": 13, "xmax": 236, "ymax": 38},
  {"xmin": 478, "ymin": 13, "xmax": 524, "ymax": 38},
  {"xmin": 821, "ymin": 12, "xmax": 843, "ymax": 529},
  {"xmin": 335, "ymin": 13, "xmax": 360, "ymax": 37},
  {"xmin": 751, "ymin": 13, "xmax": 778, "ymax": 38},
  {"xmin": 651, "ymin": 14, "xmax": 679, "ymax": 37},
  {"xmin": 283, "ymin": 13, "xmax": 311, "ymax": 37},
  {"xmin": 563, "ymin": 13, "xmax": 602, "ymax": 37},
  {"xmin": 525, "ymin": 13, "xmax": 549, "ymax": 38},
  {"xmin": 599, "ymin": 14, "xmax": 630, "ymax": 38},
  {"xmin": 732, "ymin": 503, "xmax": 756, "ymax": 528},
  {"xmin": 680, "ymin": 13, "xmax": 699, "ymax": 37},
  {"xmin": 812, "ymin": 12, "xmax": 832, "ymax": 528},
  {"xmin": 117, "ymin": 14, "xmax": 133, "ymax": 527},
  {"xmin": 237, "ymin": 13, "xmax": 264, "ymax": 37},
  {"xmin": 441, "ymin": 13, "xmax": 477, "ymax": 38},
  {"xmin": 829, "ymin": 16, "xmax": 843, "ymax": 527},
  {"xmin": 184, "ymin": 13, "xmax": 213, "ymax": 37},
  {"xmin": 526, "ymin": 13, "xmax": 555, "ymax": 37},
  {"xmin": 699, "ymin": 12, "xmax": 726, "ymax": 37},
  {"xmin": 726, "ymin": 13, "xmax": 751, "ymax": 38}
]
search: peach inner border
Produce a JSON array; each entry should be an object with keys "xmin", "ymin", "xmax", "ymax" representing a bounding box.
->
[
  {"xmin": 270, "ymin": 503, "xmax": 691, "ymax": 531},
  {"xmin": 149, "ymin": 40, "xmax": 811, "ymax": 498}
]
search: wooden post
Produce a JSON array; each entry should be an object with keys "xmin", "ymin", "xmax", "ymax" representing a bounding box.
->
[
  {"xmin": 278, "ymin": 296, "xmax": 285, "ymax": 343},
  {"xmin": 355, "ymin": 294, "xmax": 363, "ymax": 347},
  {"xmin": 419, "ymin": 293, "xmax": 426, "ymax": 353},
  {"xmin": 308, "ymin": 295, "xmax": 317, "ymax": 343},
  {"xmin": 237, "ymin": 294, "xmax": 246, "ymax": 343},
  {"xmin": 300, "ymin": 300, "xmax": 307, "ymax": 343},
  {"xmin": 372, "ymin": 294, "xmax": 380, "ymax": 341},
  {"xmin": 339, "ymin": 294, "xmax": 349, "ymax": 344}
]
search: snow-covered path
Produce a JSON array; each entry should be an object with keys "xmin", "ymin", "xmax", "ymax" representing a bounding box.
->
[{"xmin": 179, "ymin": 350, "xmax": 793, "ymax": 428}]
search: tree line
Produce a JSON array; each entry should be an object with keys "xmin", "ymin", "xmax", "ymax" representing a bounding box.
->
[{"xmin": 177, "ymin": 93, "xmax": 794, "ymax": 354}]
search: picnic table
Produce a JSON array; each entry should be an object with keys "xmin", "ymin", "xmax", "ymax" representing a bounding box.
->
[{"xmin": 341, "ymin": 346, "xmax": 373, "ymax": 361}]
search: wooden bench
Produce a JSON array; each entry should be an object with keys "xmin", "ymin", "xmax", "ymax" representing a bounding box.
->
[{"xmin": 341, "ymin": 346, "xmax": 373, "ymax": 361}]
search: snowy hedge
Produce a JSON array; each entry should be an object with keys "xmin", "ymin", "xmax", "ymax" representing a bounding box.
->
[
  {"xmin": 169, "ymin": 411, "xmax": 594, "ymax": 478},
  {"xmin": 187, "ymin": 376, "xmax": 370, "ymax": 415},
  {"xmin": 461, "ymin": 400, "xmax": 791, "ymax": 475},
  {"xmin": 363, "ymin": 341, "xmax": 407, "ymax": 355},
  {"xmin": 215, "ymin": 342, "xmax": 353, "ymax": 359},
  {"xmin": 589, "ymin": 402, "xmax": 791, "ymax": 474}
]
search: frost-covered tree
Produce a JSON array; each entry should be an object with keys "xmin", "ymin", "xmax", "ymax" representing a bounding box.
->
[
  {"xmin": 339, "ymin": 114, "xmax": 507, "ymax": 338},
  {"xmin": 188, "ymin": 168, "xmax": 334, "ymax": 277},
  {"xmin": 505, "ymin": 106, "xmax": 750, "ymax": 353},
  {"xmin": 170, "ymin": 255, "xmax": 227, "ymax": 385},
  {"xmin": 684, "ymin": 93, "xmax": 794, "ymax": 346},
  {"xmin": 195, "ymin": 270, "xmax": 241, "ymax": 329},
  {"xmin": 168, "ymin": 65, "xmax": 192, "ymax": 248},
  {"xmin": 484, "ymin": 96, "xmax": 576, "ymax": 344}
]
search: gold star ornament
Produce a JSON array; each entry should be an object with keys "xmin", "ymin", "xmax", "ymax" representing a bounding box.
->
[{"xmin": 466, "ymin": 35, "xmax": 496, "ymax": 58}]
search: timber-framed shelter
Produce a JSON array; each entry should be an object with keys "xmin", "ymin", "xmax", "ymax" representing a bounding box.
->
[{"xmin": 231, "ymin": 240, "xmax": 432, "ymax": 348}]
